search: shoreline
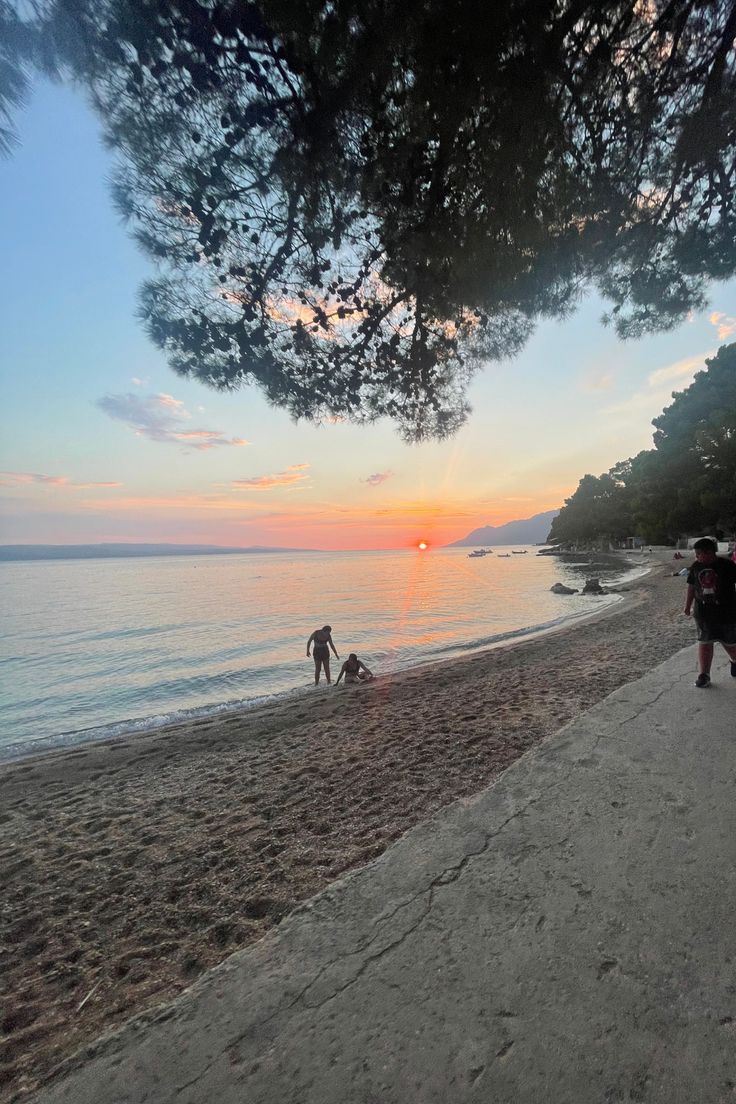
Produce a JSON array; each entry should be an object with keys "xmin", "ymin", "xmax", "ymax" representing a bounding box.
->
[
  {"xmin": 0, "ymin": 553, "xmax": 695, "ymax": 1099},
  {"xmin": 2, "ymin": 558, "xmax": 647, "ymax": 769}
]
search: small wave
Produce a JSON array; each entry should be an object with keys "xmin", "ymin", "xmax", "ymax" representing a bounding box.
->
[
  {"xmin": 424, "ymin": 596, "xmax": 622, "ymax": 659},
  {"xmin": 81, "ymin": 622, "xmax": 192, "ymax": 643},
  {"xmin": 0, "ymin": 683, "xmax": 313, "ymax": 763},
  {"xmin": 608, "ymin": 565, "xmax": 651, "ymax": 586}
]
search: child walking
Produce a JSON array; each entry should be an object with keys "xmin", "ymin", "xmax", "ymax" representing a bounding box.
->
[{"xmin": 684, "ymin": 538, "xmax": 736, "ymax": 687}]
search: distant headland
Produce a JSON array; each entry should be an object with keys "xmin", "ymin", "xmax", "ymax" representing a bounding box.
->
[{"xmin": 447, "ymin": 509, "xmax": 560, "ymax": 548}]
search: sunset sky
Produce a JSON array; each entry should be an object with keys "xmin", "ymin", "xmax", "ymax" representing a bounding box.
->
[{"xmin": 2, "ymin": 81, "xmax": 735, "ymax": 551}]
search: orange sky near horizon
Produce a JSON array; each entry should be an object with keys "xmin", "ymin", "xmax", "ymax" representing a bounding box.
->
[{"xmin": 0, "ymin": 481, "xmax": 573, "ymax": 550}]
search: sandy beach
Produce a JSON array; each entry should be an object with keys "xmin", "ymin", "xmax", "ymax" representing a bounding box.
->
[{"xmin": 0, "ymin": 555, "xmax": 700, "ymax": 1099}]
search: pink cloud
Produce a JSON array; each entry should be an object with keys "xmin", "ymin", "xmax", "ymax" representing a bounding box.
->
[
  {"xmin": 0, "ymin": 472, "xmax": 122, "ymax": 489},
  {"xmin": 156, "ymin": 392, "xmax": 187, "ymax": 411},
  {"xmin": 171, "ymin": 431, "xmax": 250, "ymax": 451},
  {"xmin": 232, "ymin": 464, "xmax": 311, "ymax": 490},
  {"xmin": 710, "ymin": 312, "xmax": 736, "ymax": 340}
]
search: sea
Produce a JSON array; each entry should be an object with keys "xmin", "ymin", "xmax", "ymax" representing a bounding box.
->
[{"xmin": 0, "ymin": 546, "xmax": 648, "ymax": 761}]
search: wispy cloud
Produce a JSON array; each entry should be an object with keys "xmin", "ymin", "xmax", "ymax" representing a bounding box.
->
[
  {"xmin": 648, "ymin": 355, "xmax": 709, "ymax": 387},
  {"xmin": 362, "ymin": 471, "xmax": 394, "ymax": 486},
  {"xmin": 174, "ymin": 430, "xmax": 249, "ymax": 448},
  {"xmin": 710, "ymin": 312, "xmax": 736, "ymax": 340},
  {"xmin": 0, "ymin": 472, "xmax": 122, "ymax": 489},
  {"xmin": 130, "ymin": 376, "xmax": 148, "ymax": 387},
  {"xmin": 95, "ymin": 392, "xmax": 249, "ymax": 451},
  {"xmin": 581, "ymin": 372, "xmax": 613, "ymax": 393},
  {"xmin": 231, "ymin": 464, "xmax": 310, "ymax": 490},
  {"xmin": 156, "ymin": 392, "xmax": 186, "ymax": 412},
  {"xmin": 603, "ymin": 352, "xmax": 712, "ymax": 418}
]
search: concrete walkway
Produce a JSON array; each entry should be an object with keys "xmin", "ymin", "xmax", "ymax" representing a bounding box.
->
[{"xmin": 33, "ymin": 645, "xmax": 736, "ymax": 1104}]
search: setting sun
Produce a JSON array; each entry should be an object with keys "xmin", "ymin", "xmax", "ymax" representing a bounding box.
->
[{"xmin": 418, "ymin": 541, "xmax": 428, "ymax": 550}]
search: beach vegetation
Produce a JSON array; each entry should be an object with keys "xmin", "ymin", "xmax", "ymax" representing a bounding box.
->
[
  {"xmin": 549, "ymin": 343, "xmax": 736, "ymax": 546},
  {"xmin": 6, "ymin": 0, "xmax": 736, "ymax": 439}
]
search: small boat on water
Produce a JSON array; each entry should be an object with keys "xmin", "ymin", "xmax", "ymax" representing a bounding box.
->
[
  {"xmin": 511, "ymin": 550, "xmax": 528, "ymax": 554},
  {"xmin": 468, "ymin": 548, "xmax": 493, "ymax": 558},
  {"xmin": 498, "ymin": 553, "xmax": 512, "ymax": 558}
]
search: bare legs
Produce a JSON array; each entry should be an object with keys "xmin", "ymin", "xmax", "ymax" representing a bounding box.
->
[
  {"xmin": 314, "ymin": 656, "xmax": 331, "ymax": 684},
  {"xmin": 698, "ymin": 641, "xmax": 736, "ymax": 676}
]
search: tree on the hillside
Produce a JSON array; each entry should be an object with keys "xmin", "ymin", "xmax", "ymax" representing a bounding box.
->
[
  {"xmin": 624, "ymin": 448, "xmax": 706, "ymax": 542},
  {"xmin": 548, "ymin": 471, "xmax": 634, "ymax": 546},
  {"xmin": 9, "ymin": 1, "xmax": 736, "ymax": 437},
  {"xmin": 652, "ymin": 343, "xmax": 736, "ymax": 533},
  {"xmin": 549, "ymin": 343, "xmax": 736, "ymax": 545}
]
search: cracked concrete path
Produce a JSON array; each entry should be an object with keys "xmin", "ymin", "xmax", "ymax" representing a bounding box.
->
[{"xmin": 31, "ymin": 645, "xmax": 736, "ymax": 1104}]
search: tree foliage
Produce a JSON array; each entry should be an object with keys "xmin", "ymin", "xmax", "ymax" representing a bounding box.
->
[
  {"xmin": 548, "ymin": 342, "xmax": 736, "ymax": 545},
  {"xmin": 0, "ymin": 1, "xmax": 47, "ymax": 156},
  {"xmin": 10, "ymin": 0, "xmax": 736, "ymax": 437}
]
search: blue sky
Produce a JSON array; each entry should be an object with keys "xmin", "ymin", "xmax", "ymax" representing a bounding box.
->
[{"xmin": 1, "ymin": 80, "xmax": 734, "ymax": 549}]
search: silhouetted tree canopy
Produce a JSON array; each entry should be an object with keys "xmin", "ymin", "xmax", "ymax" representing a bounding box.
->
[
  {"xmin": 10, "ymin": 0, "xmax": 736, "ymax": 437},
  {"xmin": 0, "ymin": 1, "xmax": 45, "ymax": 156},
  {"xmin": 549, "ymin": 342, "xmax": 736, "ymax": 545}
]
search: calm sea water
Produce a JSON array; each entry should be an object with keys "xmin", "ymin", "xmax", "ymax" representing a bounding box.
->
[{"xmin": 0, "ymin": 547, "xmax": 646, "ymax": 759}]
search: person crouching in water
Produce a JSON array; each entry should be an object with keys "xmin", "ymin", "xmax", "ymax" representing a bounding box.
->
[
  {"xmin": 335, "ymin": 653, "xmax": 374, "ymax": 686},
  {"xmin": 684, "ymin": 538, "xmax": 736, "ymax": 688},
  {"xmin": 307, "ymin": 625, "xmax": 339, "ymax": 685}
]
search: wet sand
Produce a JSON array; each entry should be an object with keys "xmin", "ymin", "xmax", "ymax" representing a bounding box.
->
[{"xmin": 0, "ymin": 557, "xmax": 698, "ymax": 1099}]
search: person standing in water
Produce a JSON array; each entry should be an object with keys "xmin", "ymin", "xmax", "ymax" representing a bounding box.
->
[{"xmin": 306, "ymin": 625, "xmax": 339, "ymax": 685}]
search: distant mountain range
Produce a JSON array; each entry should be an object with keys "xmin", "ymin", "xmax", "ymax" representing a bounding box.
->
[
  {"xmin": 0, "ymin": 519, "xmax": 560, "ymax": 561},
  {"xmin": 0, "ymin": 543, "xmax": 316, "ymax": 562},
  {"xmin": 447, "ymin": 509, "xmax": 560, "ymax": 547}
]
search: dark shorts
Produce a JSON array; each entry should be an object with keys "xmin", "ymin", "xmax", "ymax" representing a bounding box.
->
[
  {"xmin": 313, "ymin": 644, "xmax": 330, "ymax": 661},
  {"xmin": 694, "ymin": 615, "xmax": 736, "ymax": 645}
]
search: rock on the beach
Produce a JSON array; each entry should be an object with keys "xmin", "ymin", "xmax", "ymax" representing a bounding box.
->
[
  {"xmin": 582, "ymin": 577, "xmax": 605, "ymax": 594},
  {"xmin": 550, "ymin": 583, "xmax": 577, "ymax": 594}
]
